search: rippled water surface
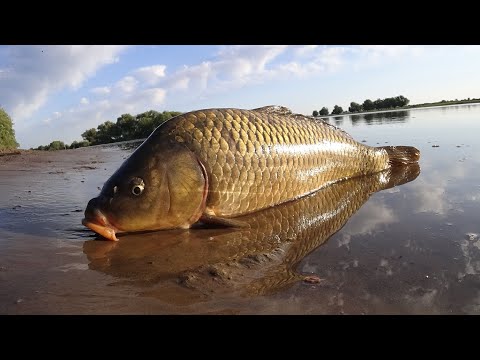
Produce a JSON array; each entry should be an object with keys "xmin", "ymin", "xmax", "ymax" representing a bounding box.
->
[{"xmin": 1, "ymin": 104, "xmax": 479, "ymax": 314}]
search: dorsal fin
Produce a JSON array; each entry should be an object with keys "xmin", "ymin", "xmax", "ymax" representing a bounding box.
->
[{"xmin": 251, "ymin": 105, "xmax": 293, "ymax": 116}]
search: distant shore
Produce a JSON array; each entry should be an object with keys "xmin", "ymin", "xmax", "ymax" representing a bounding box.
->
[{"xmin": 320, "ymin": 100, "xmax": 480, "ymax": 118}]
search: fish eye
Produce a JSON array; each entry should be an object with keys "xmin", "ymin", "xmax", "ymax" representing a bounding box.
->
[
  {"xmin": 132, "ymin": 184, "xmax": 144, "ymax": 196},
  {"xmin": 131, "ymin": 178, "xmax": 145, "ymax": 196}
]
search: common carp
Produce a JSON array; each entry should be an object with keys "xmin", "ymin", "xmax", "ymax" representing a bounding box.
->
[{"xmin": 82, "ymin": 106, "xmax": 420, "ymax": 241}]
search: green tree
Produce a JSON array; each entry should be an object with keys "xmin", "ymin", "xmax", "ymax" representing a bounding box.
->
[
  {"xmin": 319, "ymin": 107, "xmax": 329, "ymax": 116},
  {"xmin": 331, "ymin": 105, "xmax": 343, "ymax": 115},
  {"xmin": 0, "ymin": 107, "xmax": 19, "ymax": 149},
  {"xmin": 96, "ymin": 121, "xmax": 118, "ymax": 144},
  {"xmin": 69, "ymin": 140, "xmax": 79, "ymax": 149},
  {"xmin": 362, "ymin": 99, "xmax": 374, "ymax": 111},
  {"xmin": 348, "ymin": 102, "xmax": 363, "ymax": 113},
  {"xmin": 383, "ymin": 98, "xmax": 394, "ymax": 108},
  {"xmin": 312, "ymin": 110, "xmax": 319, "ymax": 117},
  {"xmin": 135, "ymin": 110, "xmax": 160, "ymax": 138},
  {"xmin": 77, "ymin": 110, "xmax": 182, "ymax": 147},
  {"xmin": 373, "ymin": 98, "xmax": 384, "ymax": 109},
  {"xmin": 81, "ymin": 128, "xmax": 98, "ymax": 144},
  {"xmin": 116, "ymin": 114, "xmax": 138, "ymax": 141},
  {"xmin": 48, "ymin": 140, "xmax": 66, "ymax": 151},
  {"xmin": 396, "ymin": 95, "xmax": 409, "ymax": 107}
]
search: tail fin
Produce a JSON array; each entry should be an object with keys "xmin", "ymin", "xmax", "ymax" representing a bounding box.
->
[{"xmin": 379, "ymin": 146, "xmax": 420, "ymax": 166}]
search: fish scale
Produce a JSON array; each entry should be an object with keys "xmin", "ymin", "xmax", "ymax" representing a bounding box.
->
[{"xmin": 161, "ymin": 107, "xmax": 388, "ymax": 217}]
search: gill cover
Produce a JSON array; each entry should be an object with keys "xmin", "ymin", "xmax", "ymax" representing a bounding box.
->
[{"xmin": 152, "ymin": 143, "xmax": 208, "ymax": 229}]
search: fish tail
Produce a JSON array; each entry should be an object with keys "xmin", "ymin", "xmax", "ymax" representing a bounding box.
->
[
  {"xmin": 380, "ymin": 162, "xmax": 421, "ymax": 190},
  {"xmin": 379, "ymin": 146, "xmax": 420, "ymax": 166}
]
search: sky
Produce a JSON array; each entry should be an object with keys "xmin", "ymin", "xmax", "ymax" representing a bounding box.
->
[{"xmin": 1, "ymin": 45, "xmax": 480, "ymax": 149}]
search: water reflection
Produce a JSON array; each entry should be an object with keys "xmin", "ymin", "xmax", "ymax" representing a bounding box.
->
[
  {"xmin": 349, "ymin": 110, "xmax": 410, "ymax": 126},
  {"xmin": 83, "ymin": 163, "xmax": 420, "ymax": 300},
  {"xmin": 333, "ymin": 116, "xmax": 344, "ymax": 126}
]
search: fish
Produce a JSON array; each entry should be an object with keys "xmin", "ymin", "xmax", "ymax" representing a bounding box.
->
[
  {"xmin": 83, "ymin": 163, "xmax": 420, "ymax": 299},
  {"xmin": 82, "ymin": 105, "xmax": 420, "ymax": 241}
]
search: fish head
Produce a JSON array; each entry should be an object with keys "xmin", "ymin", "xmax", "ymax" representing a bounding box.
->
[{"xmin": 82, "ymin": 141, "xmax": 208, "ymax": 241}]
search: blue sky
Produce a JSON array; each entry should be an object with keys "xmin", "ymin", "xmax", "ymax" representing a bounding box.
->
[{"xmin": 1, "ymin": 45, "xmax": 479, "ymax": 148}]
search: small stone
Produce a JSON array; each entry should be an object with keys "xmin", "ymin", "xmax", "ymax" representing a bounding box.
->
[
  {"xmin": 15, "ymin": 299, "xmax": 23, "ymax": 304},
  {"xmin": 303, "ymin": 275, "xmax": 323, "ymax": 284},
  {"xmin": 208, "ymin": 266, "xmax": 226, "ymax": 277}
]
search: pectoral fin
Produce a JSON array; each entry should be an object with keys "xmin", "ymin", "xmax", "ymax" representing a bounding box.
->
[{"xmin": 199, "ymin": 214, "xmax": 249, "ymax": 228}]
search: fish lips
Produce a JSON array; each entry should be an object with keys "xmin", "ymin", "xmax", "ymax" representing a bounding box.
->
[{"xmin": 82, "ymin": 207, "xmax": 120, "ymax": 242}]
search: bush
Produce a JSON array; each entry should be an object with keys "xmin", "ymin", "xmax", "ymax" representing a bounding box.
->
[
  {"xmin": 47, "ymin": 140, "xmax": 66, "ymax": 151},
  {"xmin": 331, "ymin": 105, "xmax": 343, "ymax": 115},
  {"xmin": 319, "ymin": 107, "xmax": 329, "ymax": 116}
]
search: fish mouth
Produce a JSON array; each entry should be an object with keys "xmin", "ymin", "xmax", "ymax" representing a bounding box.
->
[{"xmin": 82, "ymin": 208, "xmax": 120, "ymax": 242}]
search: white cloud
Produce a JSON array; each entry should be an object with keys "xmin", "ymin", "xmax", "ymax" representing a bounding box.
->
[
  {"xmin": 80, "ymin": 97, "xmax": 89, "ymax": 105},
  {"xmin": 115, "ymin": 76, "xmax": 138, "ymax": 93},
  {"xmin": 133, "ymin": 65, "xmax": 166, "ymax": 85},
  {"xmin": 0, "ymin": 45, "xmax": 128, "ymax": 124},
  {"xmin": 170, "ymin": 76, "xmax": 190, "ymax": 91},
  {"xmin": 91, "ymin": 86, "xmax": 111, "ymax": 95},
  {"xmin": 139, "ymin": 88, "xmax": 166, "ymax": 105},
  {"xmin": 153, "ymin": 45, "xmax": 289, "ymax": 98}
]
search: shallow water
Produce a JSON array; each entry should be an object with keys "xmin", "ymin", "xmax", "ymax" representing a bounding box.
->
[{"xmin": 1, "ymin": 104, "xmax": 479, "ymax": 314}]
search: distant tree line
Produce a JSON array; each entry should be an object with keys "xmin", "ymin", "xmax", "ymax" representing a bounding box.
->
[
  {"xmin": 312, "ymin": 95, "xmax": 410, "ymax": 117},
  {"xmin": 34, "ymin": 110, "xmax": 182, "ymax": 150},
  {"xmin": 80, "ymin": 110, "xmax": 182, "ymax": 145},
  {"xmin": 35, "ymin": 140, "xmax": 87, "ymax": 151}
]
